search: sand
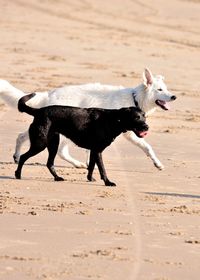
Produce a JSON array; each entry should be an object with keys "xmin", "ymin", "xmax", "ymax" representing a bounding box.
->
[{"xmin": 0, "ymin": 0, "xmax": 200, "ymax": 279}]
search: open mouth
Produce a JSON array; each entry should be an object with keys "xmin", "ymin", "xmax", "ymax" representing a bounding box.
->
[
  {"xmin": 155, "ymin": 100, "xmax": 170, "ymax": 110},
  {"xmin": 134, "ymin": 130, "xmax": 148, "ymax": 138}
]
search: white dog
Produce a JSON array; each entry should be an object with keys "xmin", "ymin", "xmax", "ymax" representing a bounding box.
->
[{"xmin": 0, "ymin": 68, "xmax": 176, "ymax": 170}]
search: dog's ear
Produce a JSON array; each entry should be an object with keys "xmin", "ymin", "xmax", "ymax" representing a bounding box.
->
[
  {"xmin": 143, "ymin": 68, "xmax": 153, "ymax": 87},
  {"xmin": 118, "ymin": 107, "xmax": 134, "ymax": 122},
  {"xmin": 119, "ymin": 107, "xmax": 131, "ymax": 115}
]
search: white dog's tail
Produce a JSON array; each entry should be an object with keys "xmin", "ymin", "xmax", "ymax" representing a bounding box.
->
[{"xmin": 0, "ymin": 79, "xmax": 26, "ymax": 108}]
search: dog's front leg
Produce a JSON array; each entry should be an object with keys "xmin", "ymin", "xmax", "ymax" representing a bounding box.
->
[
  {"xmin": 95, "ymin": 152, "xmax": 116, "ymax": 187},
  {"xmin": 123, "ymin": 131, "xmax": 164, "ymax": 170},
  {"xmin": 13, "ymin": 130, "xmax": 29, "ymax": 163},
  {"xmin": 87, "ymin": 151, "xmax": 96, "ymax": 182},
  {"xmin": 57, "ymin": 137, "xmax": 87, "ymax": 168}
]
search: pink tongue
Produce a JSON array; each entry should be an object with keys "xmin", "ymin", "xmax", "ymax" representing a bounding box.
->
[
  {"xmin": 139, "ymin": 131, "xmax": 148, "ymax": 137},
  {"xmin": 159, "ymin": 100, "xmax": 170, "ymax": 110},
  {"xmin": 164, "ymin": 102, "xmax": 170, "ymax": 110}
]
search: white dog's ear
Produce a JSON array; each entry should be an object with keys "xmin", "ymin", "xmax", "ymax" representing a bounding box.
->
[{"xmin": 143, "ymin": 68, "xmax": 153, "ymax": 86}]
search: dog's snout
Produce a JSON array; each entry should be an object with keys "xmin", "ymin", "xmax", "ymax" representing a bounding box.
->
[
  {"xmin": 171, "ymin": 95, "xmax": 177, "ymax": 101},
  {"xmin": 142, "ymin": 123, "xmax": 149, "ymax": 130}
]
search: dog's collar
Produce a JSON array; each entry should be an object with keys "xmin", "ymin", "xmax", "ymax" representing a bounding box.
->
[{"xmin": 132, "ymin": 91, "xmax": 140, "ymax": 109}]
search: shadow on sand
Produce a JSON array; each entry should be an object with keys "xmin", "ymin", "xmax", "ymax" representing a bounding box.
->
[{"xmin": 143, "ymin": 191, "xmax": 200, "ymax": 200}]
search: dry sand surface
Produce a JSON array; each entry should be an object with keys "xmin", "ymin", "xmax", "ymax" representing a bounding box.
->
[{"xmin": 0, "ymin": 0, "xmax": 200, "ymax": 279}]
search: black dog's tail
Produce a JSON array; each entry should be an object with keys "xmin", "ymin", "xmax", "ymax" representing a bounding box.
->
[{"xmin": 18, "ymin": 93, "xmax": 38, "ymax": 116}]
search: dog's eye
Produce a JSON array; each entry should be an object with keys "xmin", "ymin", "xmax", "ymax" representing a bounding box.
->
[{"xmin": 157, "ymin": 88, "xmax": 162, "ymax": 91}]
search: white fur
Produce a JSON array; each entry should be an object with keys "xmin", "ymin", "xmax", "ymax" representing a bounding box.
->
[{"xmin": 0, "ymin": 68, "xmax": 175, "ymax": 170}]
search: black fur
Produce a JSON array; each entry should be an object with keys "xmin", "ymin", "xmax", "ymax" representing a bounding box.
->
[{"xmin": 15, "ymin": 93, "xmax": 149, "ymax": 186}]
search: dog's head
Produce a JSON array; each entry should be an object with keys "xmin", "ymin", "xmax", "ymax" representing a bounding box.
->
[
  {"xmin": 119, "ymin": 107, "xmax": 149, "ymax": 138},
  {"xmin": 142, "ymin": 68, "xmax": 177, "ymax": 111}
]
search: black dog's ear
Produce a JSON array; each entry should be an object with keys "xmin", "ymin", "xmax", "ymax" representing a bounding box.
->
[
  {"xmin": 129, "ymin": 106, "xmax": 146, "ymax": 117},
  {"xmin": 118, "ymin": 107, "xmax": 133, "ymax": 123},
  {"xmin": 119, "ymin": 107, "xmax": 146, "ymax": 123},
  {"xmin": 119, "ymin": 106, "xmax": 139, "ymax": 116},
  {"xmin": 119, "ymin": 107, "xmax": 132, "ymax": 114}
]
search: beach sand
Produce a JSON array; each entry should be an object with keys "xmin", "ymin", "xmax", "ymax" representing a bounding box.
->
[{"xmin": 0, "ymin": 0, "xmax": 200, "ymax": 279}]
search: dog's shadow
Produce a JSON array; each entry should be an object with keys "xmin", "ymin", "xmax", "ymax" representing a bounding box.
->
[
  {"xmin": 0, "ymin": 161, "xmax": 103, "ymax": 186},
  {"xmin": 143, "ymin": 191, "xmax": 200, "ymax": 200},
  {"xmin": 0, "ymin": 161, "xmax": 69, "ymax": 168},
  {"xmin": 0, "ymin": 175, "xmax": 109, "ymax": 187},
  {"xmin": 0, "ymin": 175, "xmax": 14, "ymax": 180}
]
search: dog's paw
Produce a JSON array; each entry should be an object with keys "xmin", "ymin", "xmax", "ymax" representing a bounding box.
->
[
  {"xmin": 154, "ymin": 162, "xmax": 164, "ymax": 170},
  {"xmin": 74, "ymin": 161, "xmax": 87, "ymax": 169},
  {"xmin": 15, "ymin": 170, "xmax": 21, "ymax": 179},
  {"xmin": 105, "ymin": 180, "xmax": 116, "ymax": 187},
  {"xmin": 87, "ymin": 175, "xmax": 96, "ymax": 182},
  {"xmin": 55, "ymin": 176, "xmax": 64, "ymax": 181},
  {"xmin": 13, "ymin": 154, "xmax": 19, "ymax": 164}
]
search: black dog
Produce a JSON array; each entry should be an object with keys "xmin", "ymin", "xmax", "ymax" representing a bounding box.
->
[{"xmin": 15, "ymin": 93, "xmax": 149, "ymax": 186}]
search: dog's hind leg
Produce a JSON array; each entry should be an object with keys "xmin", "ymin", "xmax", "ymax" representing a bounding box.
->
[
  {"xmin": 123, "ymin": 131, "xmax": 164, "ymax": 170},
  {"xmin": 13, "ymin": 130, "xmax": 29, "ymax": 163},
  {"xmin": 15, "ymin": 124, "xmax": 48, "ymax": 179},
  {"xmin": 57, "ymin": 137, "xmax": 87, "ymax": 169},
  {"xmin": 94, "ymin": 152, "xmax": 116, "ymax": 187},
  {"xmin": 15, "ymin": 145, "xmax": 46, "ymax": 179},
  {"xmin": 47, "ymin": 133, "xmax": 64, "ymax": 181}
]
